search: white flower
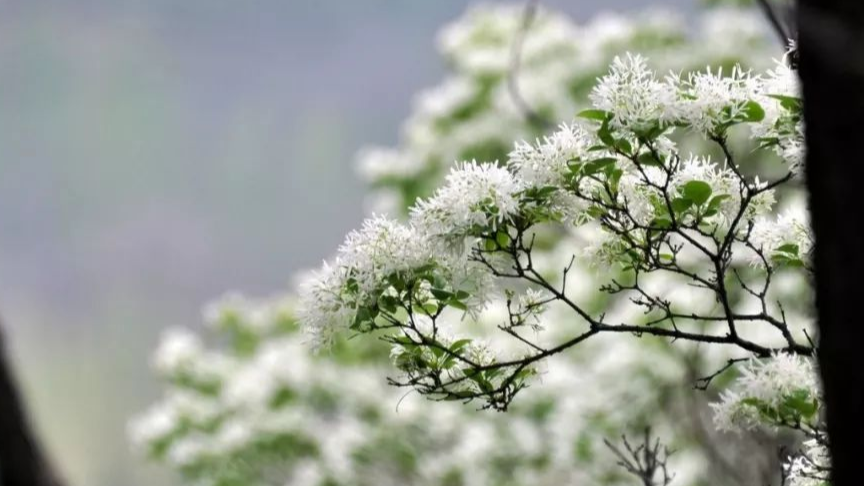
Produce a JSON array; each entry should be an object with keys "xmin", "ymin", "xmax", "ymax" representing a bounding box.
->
[
  {"xmin": 412, "ymin": 161, "xmax": 523, "ymax": 238},
  {"xmin": 128, "ymin": 402, "xmax": 178, "ymax": 449},
  {"xmin": 290, "ymin": 461, "xmax": 324, "ymax": 486},
  {"xmin": 202, "ymin": 293, "xmax": 292, "ymax": 335},
  {"xmin": 751, "ymin": 58, "xmax": 804, "ymax": 172},
  {"xmin": 785, "ymin": 439, "xmax": 830, "ymax": 486},
  {"xmin": 672, "ymin": 65, "xmax": 762, "ymax": 135},
  {"xmin": 750, "ymin": 204, "xmax": 811, "ymax": 266},
  {"xmin": 697, "ymin": 7, "xmax": 767, "ymax": 61},
  {"xmin": 152, "ymin": 327, "xmax": 203, "ymax": 376},
  {"xmin": 760, "ymin": 59, "xmax": 799, "ymax": 99},
  {"xmin": 167, "ymin": 436, "xmax": 210, "ymax": 467},
  {"xmin": 355, "ymin": 146, "xmax": 423, "ymax": 184},
  {"xmin": 712, "ymin": 354, "xmax": 819, "ymax": 432},
  {"xmin": 223, "ymin": 338, "xmax": 310, "ymax": 409},
  {"xmin": 299, "ymin": 217, "xmax": 435, "ymax": 346},
  {"xmin": 297, "ymin": 261, "xmax": 354, "ymax": 349},
  {"xmin": 437, "ymin": 4, "xmax": 578, "ymax": 76},
  {"xmin": 213, "ymin": 419, "xmax": 253, "ymax": 453},
  {"xmin": 414, "ymin": 77, "xmax": 478, "ymax": 120},
  {"xmin": 590, "ymin": 54, "xmax": 675, "ymax": 131},
  {"xmin": 337, "ymin": 216, "xmax": 433, "ymax": 294},
  {"xmin": 509, "ymin": 123, "xmax": 594, "ymax": 187}
]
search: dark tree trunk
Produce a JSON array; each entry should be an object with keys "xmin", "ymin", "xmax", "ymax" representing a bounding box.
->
[
  {"xmin": 0, "ymin": 323, "xmax": 65, "ymax": 486},
  {"xmin": 798, "ymin": 1, "xmax": 864, "ymax": 485}
]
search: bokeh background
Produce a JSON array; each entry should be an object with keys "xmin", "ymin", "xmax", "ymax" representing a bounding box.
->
[{"xmin": 0, "ymin": 1, "xmax": 690, "ymax": 484}]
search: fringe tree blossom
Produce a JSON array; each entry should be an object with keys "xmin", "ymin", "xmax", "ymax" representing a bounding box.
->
[
  {"xmin": 300, "ymin": 216, "xmax": 494, "ymax": 349},
  {"xmin": 785, "ymin": 439, "xmax": 831, "ymax": 486},
  {"xmin": 754, "ymin": 59, "xmax": 805, "ymax": 172},
  {"xmin": 750, "ymin": 207, "xmax": 812, "ymax": 269},
  {"xmin": 356, "ymin": 4, "xmax": 775, "ymax": 216},
  {"xmin": 136, "ymin": 3, "xmax": 828, "ymax": 485},
  {"xmin": 132, "ymin": 296, "xmax": 713, "ymax": 486},
  {"xmin": 589, "ymin": 54, "xmax": 675, "ymax": 132},
  {"xmin": 436, "ymin": 4, "xmax": 579, "ymax": 76},
  {"xmin": 673, "ymin": 66, "xmax": 763, "ymax": 136},
  {"xmin": 710, "ymin": 354, "xmax": 828, "ymax": 486},
  {"xmin": 411, "ymin": 161, "xmax": 523, "ymax": 239},
  {"xmin": 711, "ymin": 354, "xmax": 820, "ymax": 433},
  {"xmin": 509, "ymin": 123, "xmax": 596, "ymax": 187},
  {"xmin": 302, "ymin": 44, "xmax": 811, "ymax": 413}
]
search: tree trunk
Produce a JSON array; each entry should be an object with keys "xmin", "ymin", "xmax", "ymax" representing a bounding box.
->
[
  {"xmin": 798, "ymin": 1, "xmax": 864, "ymax": 485},
  {"xmin": 0, "ymin": 322, "xmax": 65, "ymax": 486}
]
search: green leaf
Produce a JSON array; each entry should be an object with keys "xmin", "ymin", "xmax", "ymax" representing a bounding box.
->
[
  {"xmin": 609, "ymin": 168, "xmax": 623, "ymax": 194},
  {"xmin": 782, "ymin": 389, "xmax": 819, "ymax": 420},
  {"xmin": 577, "ymin": 109, "xmax": 610, "ymax": 121},
  {"xmin": 615, "ymin": 138, "xmax": 633, "ymax": 155},
  {"xmin": 449, "ymin": 339, "xmax": 472, "ymax": 353},
  {"xmin": 270, "ymin": 387, "xmax": 297, "ymax": 409},
  {"xmin": 637, "ymin": 152, "xmax": 662, "ymax": 167},
  {"xmin": 767, "ymin": 94, "xmax": 802, "ymax": 112},
  {"xmin": 496, "ymin": 231, "xmax": 511, "ymax": 248},
  {"xmin": 681, "ymin": 180, "xmax": 713, "ymax": 206},
  {"xmin": 703, "ymin": 194, "xmax": 731, "ymax": 218},
  {"xmin": 598, "ymin": 118, "xmax": 615, "ymax": 146},
  {"xmin": 776, "ymin": 243, "xmax": 800, "ymax": 256},
  {"xmin": 740, "ymin": 100, "xmax": 765, "ymax": 122},
  {"xmin": 352, "ymin": 307, "xmax": 376, "ymax": 329},
  {"xmin": 706, "ymin": 194, "xmax": 731, "ymax": 210},
  {"xmin": 651, "ymin": 217, "xmax": 673, "ymax": 229},
  {"xmin": 582, "ymin": 157, "xmax": 617, "ymax": 175},
  {"xmin": 430, "ymin": 342, "xmax": 446, "ymax": 358},
  {"xmin": 392, "ymin": 335, "xmax": 415, "ymax": 346},
  {"xmin": 431, "ymin": 288, "xmax": 454, "ymax": 301},
  {"xmin": 387, "ymin": 273, "xmax": 405, "ymax": 291},
  {"xmin": 447, "ymin": 299, "xmax": 468, "ymax": 311},
  {"xmin": 636, "ymin": 123, "xmax": 667, "ymax": 141},
  {"xmin": 379, "ymin": 295, "xmax": 399, "ymax": 314},
  {"xmin": 771, "ymin": 253, "xmax": 805, "ymax": 267},
  {"xmin": 671, "ymin": 197, "xmax": 693, "ymax": 214}
]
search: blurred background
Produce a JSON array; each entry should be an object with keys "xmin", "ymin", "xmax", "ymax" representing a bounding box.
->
[{"xmin": 0, "ymin": 1, "xmax": 689, "ymax": 484}]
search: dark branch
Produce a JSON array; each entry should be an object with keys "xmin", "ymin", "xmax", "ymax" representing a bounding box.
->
[
  {"xmin": 0, "ymin": 319, "xmax": 66, "ymax": 486},
  {"xmin": 604, "ymin": 428, "xmax": 674, "ymax": 486}
]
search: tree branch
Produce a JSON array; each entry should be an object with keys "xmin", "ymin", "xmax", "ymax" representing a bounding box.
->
[{"xmin": 0, "ymin": 319, "xmax": 66, "ymax": 486}]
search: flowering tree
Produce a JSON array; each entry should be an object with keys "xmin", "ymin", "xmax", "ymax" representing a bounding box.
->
[
  {"xmin": 301, "ymin": 44, "xmax": 825, "ymax": 471},
  {"xmin": 132, "ymin": 3, "xmax": 830, "ymax": 486}
]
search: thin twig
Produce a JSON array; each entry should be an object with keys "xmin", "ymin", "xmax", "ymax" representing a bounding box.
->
[
  {"xmin": 507, "ymin": 0, "xmax": 553, "ymax": 130},
  {"xmin": 755, "ymin": 0, "xmax": 793, "ymax": 48}
]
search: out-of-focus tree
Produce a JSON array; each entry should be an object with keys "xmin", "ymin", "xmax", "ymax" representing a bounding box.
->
[{"xmin": 132, "ymin": 2, "xmax": 830, "ymax": 486}]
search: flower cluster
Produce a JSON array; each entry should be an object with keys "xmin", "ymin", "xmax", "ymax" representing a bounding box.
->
[
  {"xmin": 590, "ymin": 53, "xmax": 801, "ymax": 141},
  {"xmin": 303, "ymin": 46, "xmax": 809, "ymax": 416},
  {"xmin": 412, "ymin": 162, "xmax": 523, "ymax": 238},
  {"xmin": 750, "ymin": 205, "xmax": 812, "ymax": 269},
  {"xmin": 711, "ymin": 354, "xmax": 820, "ymax": 433},
  {"xmin": 299, "ymin": 216, "xmax": 492, "ymax": 349},
  {"xmin": 132, "ymin": 295, "xmax": 714, "ymax": 486},
  {"xmin": 136, "ymin": 2, "xmax": 827, "ymax": 486},
  {"xmin": 785, "ymin": 439, "xmax": 831, "ymax": 486},
  {"xmin": 356, "ymin": 4, "xmax": 776, "ymax": 216},
  {"xmin": 709, "ymin": 353, "xmax": 829, "ymax": 486}
]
